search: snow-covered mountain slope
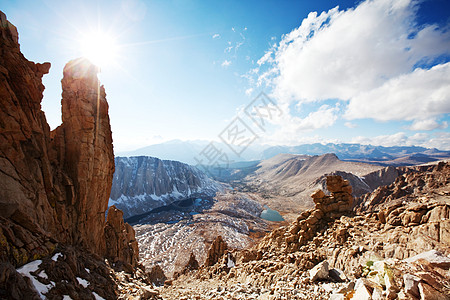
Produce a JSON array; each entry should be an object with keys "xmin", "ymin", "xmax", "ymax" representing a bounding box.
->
[{"xmin": 109, "ymin": 156, "xmax": 223, "ymax": 218}]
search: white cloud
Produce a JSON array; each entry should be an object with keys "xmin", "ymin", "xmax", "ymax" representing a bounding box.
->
[
  {"xmin": 221, "ymin": 60, "xmax": 231, "ymax": 67},
  {"xmin": 344, "ymin": 122, "xmax": 357, "ymax": 128},
  {"xmin": 265, "ymin": 104, "xmax": 339, "ymax": 143},
  {"xmin": 294, "ymin": 105, "xmax": 339, "ymax": 130},
  {"xmin": 345, "ymin": 63, "xmax": 450, "ymax": 121},
  {"xmin": 407, "ymin": 119, "xmax": 448, "ymax": 131},
  {"xmin": 351, "ymin": 132, "xmax": 450, "ymax": 150},
  {"xmin": 257, "ymin": 51, "xmax": 273, "ymax": 66},
  {"xmin": 245, "ymin": 88, "xmax": 254, "ymax": 96},
  {"xmin": 258, "ymin": 0, "xmax": 450, "ymax": 120},
  {"xmin": 261, "ymin": 133, "xmax": 340, "ymax": 147},
  {"xmin": 212, "ymin": 33, "xmax": 220, "ymax": 39}
]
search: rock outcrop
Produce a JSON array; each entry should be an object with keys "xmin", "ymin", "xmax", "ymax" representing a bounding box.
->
[
  {"xmin": 147, "ymin": 265, "xmax": 167, "ymax": 286},
  {"xmin": 0, "ymin": 11, "xmax": 146, "ymax": 299},
  {"xmin": 183, "ymin": 252, "xmax": 200, "ymax": 272},
  {"xmin": 52, "ymin": 57, "xmax": 115, "ymax": 255},
  {"xmin": 257, "ymin": 175, "xmax": 353, "ymax": 254},
  {"xmin": 110, "ymin": 156, "xmax": 222, "ymax": 218},
  {"xmin": 104, "ymin": 206, "xmax": 139, "ymax": 270},
  {"xmin": 204, "ymin": 236, "xmax": 228, "ymax": 267}
]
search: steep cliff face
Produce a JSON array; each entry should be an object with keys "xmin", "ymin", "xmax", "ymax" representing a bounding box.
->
[
  {"xmin": 110, "ymin": 156, "xmax": 222, "ymax": 218},
  {"xmin": 0, "ymin": 10, "xmax": 58, "ymax": 265},
  {"xmin": 0, "ymin": 11, "xmax": 132, "ymax": 267},
  {"xmin": 52, "ymin": 58, "xmax": 115, "ymax": 255}
]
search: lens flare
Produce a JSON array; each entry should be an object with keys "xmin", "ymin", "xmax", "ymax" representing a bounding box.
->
[{"xmin": 79, "ymin": 31, "xmax": 118, "ymax": 68}]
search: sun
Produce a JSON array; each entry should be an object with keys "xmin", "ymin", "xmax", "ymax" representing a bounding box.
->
[{"xmin": 79, "ymin": 30, "xmax": 119, "ymax": 68}]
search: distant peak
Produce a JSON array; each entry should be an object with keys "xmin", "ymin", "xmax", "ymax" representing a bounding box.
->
[{"xmin": 319, "ymin": 153, "xmax": 339, "ymax": 160}]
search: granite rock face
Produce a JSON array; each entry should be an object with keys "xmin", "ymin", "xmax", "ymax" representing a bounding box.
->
[
  {"xmin": 0, "ymin": 10, "xmax": 134, "ymax": 267},
  {"xmin": 110, "ymin": 156, "xmax": 222, "ymax": 218}
]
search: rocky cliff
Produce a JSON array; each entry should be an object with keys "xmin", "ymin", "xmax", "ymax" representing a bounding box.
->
[
  {"xmin": 0, "ymin": 11, "xmax": 153, "ymax": 299},
  {"xmin": 110, "ymin": 156, "xmax": 222, "ymax": 218}
]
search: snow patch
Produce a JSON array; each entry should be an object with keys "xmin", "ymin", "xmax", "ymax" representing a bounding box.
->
[
  {"xmin": 357, "ymin": 176, "xmax": 371, "ymax": 189},
  {"xmin": 227, "ymin": 254, "xmax": 235, "ymax": 268},
  {"xmin": 17, "ymin": 260, "xmax": 53, "ymax": 299},
  {"xmin": 76, "ymin": 277, "xmax": 89, "ymax": 288},
  {"xmin": 93, "ymin": 292, "xmax": 106, "ymax": 300},
  {"xmin": 38, "ymin": 270, "xmax": 48, "ymax": 279},
  {"xmin": 51, "ymin": 253, "xmax": 63, "ymax": 261}
]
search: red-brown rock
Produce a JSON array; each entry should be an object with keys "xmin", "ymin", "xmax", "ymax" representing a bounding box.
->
[
  {"xmin": 105, "ymin": 205, "xmax": 139, "ymax": 268},
  {"xmin": 0, "ymin": 10, "xmax": 136, "ymax": 270},
  {"xmin": 204, "ymin": 236, "xmax": 228, "ymax": 267}
]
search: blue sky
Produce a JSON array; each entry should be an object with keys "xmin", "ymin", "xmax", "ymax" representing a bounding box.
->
[{"xmin": 3, "ymin": 0, "xmax": 450, "ymax": 152}]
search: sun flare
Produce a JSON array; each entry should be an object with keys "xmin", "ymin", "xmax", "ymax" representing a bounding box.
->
[{"xmin": 79, "ymin": 30, "xmax": 118, "ymax": 68}]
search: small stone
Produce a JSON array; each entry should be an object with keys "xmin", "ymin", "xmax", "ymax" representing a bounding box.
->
[
  {"xmin": 404, "ymin": 250, "xmax": 450, "ymax": 269},
  {"xmin": 372, "ymin": 287, "xmax": 384, "ymax": 300},
  {"xmin": 353, "ymin": 283, "xmax": 372, "ymax": 300},
  {"xmin": 309, "ymin": 260, "xmax": 329, "ymax": 282},
  {"xmin": 141, "ymin": 286, "xmax": 159, "ymax": 298},
  {"xmin": 311, "ymin": 190, "xmax": 326, "ymax": 199},
  {"xmin": 329, "ymin": 268, "xmax": 347, "ymax": 282},
  {"xmin": 418, "ymin": 282, "xmax": 446, "ymax": 300},
  {"xmin": 403, "ymin": 274, "xmax": 420, "ymax": 298}
]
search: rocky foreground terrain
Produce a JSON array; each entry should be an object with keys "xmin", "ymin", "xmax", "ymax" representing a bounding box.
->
[{"xmin": 159, "ymin": 162, "xmax": 450, "ymax": 299}]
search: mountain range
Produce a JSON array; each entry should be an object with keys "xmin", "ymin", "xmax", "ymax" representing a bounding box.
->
[
  {"xmin": 222, "ymin": 153, "xmax": 401, "ymax": 221},
  {"xmin": 117, "ymin": 140, "xmax": 450, "ymax": 166}
]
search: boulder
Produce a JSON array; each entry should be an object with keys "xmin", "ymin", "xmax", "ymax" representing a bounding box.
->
[
  {"xmin": 309, "ymin": 260, "xmax": 329, "ymax": 282},
  {"xmin": 183, "ymin": 252, "xmax": 199, "ymax": 272},
  {"xmin": 404, "ymin": 250, "xmax": 450, "ymax": 269},
  {"xmin": 403, "ymin": 274, "xmax": 420, "ymax": 298},
  {"xmin": 418, "ymin": 282, "xmax": 448, "ymax": 300},
  {"xmin": 147, "ymin": 265, "xmax": 167, "ymax": 286},
  {"xmin": 329, "ymin": 268, "xmax": 347, "ymax": 282},
  {"xmin": 352, "ymin": 282, "xmax": 372, "ymax": 300}
]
